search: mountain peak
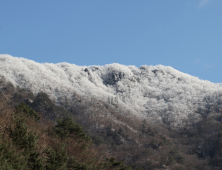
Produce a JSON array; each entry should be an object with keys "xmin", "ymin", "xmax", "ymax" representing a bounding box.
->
[{"xmin": 1, "ymin": 54, "xmax": 222, "ymax": 127}]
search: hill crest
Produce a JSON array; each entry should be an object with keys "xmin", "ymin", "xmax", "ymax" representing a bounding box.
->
[{"xmin": 1, "ymin": 54, "xmax": 222, "ymax": 127}]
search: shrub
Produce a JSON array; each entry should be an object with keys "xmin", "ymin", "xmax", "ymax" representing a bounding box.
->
[{"xmin": 53, "ymin": 118, "xmax": 90, "ymax": 141}]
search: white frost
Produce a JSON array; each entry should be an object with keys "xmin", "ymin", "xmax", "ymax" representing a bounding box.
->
[{"xmin": 1, "ymin": 54, "xmax": 222, "ymax": 127}]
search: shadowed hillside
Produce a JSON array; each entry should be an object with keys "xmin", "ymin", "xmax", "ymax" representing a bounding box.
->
[
  {"xmin": 2, "ymin": 81, "xmax": 222, "ymax": 169},
  {"xmin": 0, "ymin": 94, "xmax": 142, "ymax": 169}
]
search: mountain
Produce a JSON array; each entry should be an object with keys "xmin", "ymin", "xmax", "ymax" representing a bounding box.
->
[
  {"xmin": 1, "ymin": 54, "xmax": 222, "ymax": 127},
  {"xmin": 2, "ymin": 54, "xmax": 222, "ymax": 169}
]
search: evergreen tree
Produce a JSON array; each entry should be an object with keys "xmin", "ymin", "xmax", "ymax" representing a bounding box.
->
[
  {"xmin": 45, "ymin": 146, "xmax": 69, "ymax": 170},
  {"xmin": 15, "ymin": 102, "xmax": 40, "ymax": 121},
  {"xmin": 53, "ymin": 118, "xmax": 90, "ymax": 141}
]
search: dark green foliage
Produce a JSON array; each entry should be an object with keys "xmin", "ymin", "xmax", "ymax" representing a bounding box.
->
[
  {"xmin": 15, "ymin": 102, "xmax": 40, "ymax": 121},
  {"xmin": 0, "ymin": 103, "xmax": 44, "ymax": 169},
  {"xmin": 90, "ymin": 134, "xmax": 108, "ymax": 146},
  {"xmin": 0, "ymin": 135, "xmax": 27, "ymax": 170},
  {"xmin": 54, "ymin": 117, "xmax": 90, "ymax": 141},
  {"xmin": 30, "ymin": 92, "xmax": 54, "ymax": 110},
  {"xmin": 45, "ymin": 146, "xmax": 69, "ymax": 170},
  {"xmin": 29, "ymin": 92, "xmax": 72, "ymax": 121},
  {"xmin": 9, "ymin": 110, "xmax": 44, "ymax": 169},
  {"xmin": 27, "ymin": 151, "xmax": 44, "ymax": 170},
  {"xmin": 10, "ymin": 117, "xmax": 39, "ymax": 150}
]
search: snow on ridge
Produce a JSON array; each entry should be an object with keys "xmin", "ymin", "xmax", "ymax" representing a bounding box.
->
[{"xmin": 1, "ymin": 54, "xmax": 222, "ymax": 127}]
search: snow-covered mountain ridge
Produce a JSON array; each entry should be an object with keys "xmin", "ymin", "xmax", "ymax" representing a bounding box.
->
[{"xmin": 1, "ymin": 54, "xmax": 222, "ymax": 127}]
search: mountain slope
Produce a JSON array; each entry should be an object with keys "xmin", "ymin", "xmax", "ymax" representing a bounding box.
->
[{"xmin": 1, "ymin": 54, "xmax": 222, "ymax": 127}]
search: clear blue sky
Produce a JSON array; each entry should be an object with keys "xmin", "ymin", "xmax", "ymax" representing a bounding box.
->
[{"xmin": 1, "ymin": 0, "xmax": 222, "ymax": 83}]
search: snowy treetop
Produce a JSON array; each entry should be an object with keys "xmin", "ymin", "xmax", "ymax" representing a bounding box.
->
[{"xmin": 1, "ymin": 54, "xmax": 222, "ymax": 127}]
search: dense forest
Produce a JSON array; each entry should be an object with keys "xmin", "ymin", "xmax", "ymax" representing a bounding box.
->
[
  {"xmin": 0, "ymin": 90, "xmax": 141, "ymax": 169},
  {"xmin": 1, "ymin": 81, "xmax": 222, "ymax": 169}
]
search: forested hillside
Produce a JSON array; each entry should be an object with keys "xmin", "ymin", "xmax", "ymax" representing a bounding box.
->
[
  {"xmin": 0, "ymin": 91, "xmax": 142, "ymax": 169},
  {"xmin": 2, "ymin": 55, "xmax": 222, "ymax": 169},
  {"xmin": 1, "ymin": 80, "xmax": 222, "ymax": 169}
]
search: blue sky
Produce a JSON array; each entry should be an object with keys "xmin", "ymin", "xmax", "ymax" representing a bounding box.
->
[{"xmin": 0, "ymin": 0, "xmax": 222, "ymax": 83}]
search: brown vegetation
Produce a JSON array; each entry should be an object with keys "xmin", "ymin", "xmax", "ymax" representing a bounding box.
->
[{"xmin": 2, "ymin": 82, "xmax": 222, "ymax": 169}]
